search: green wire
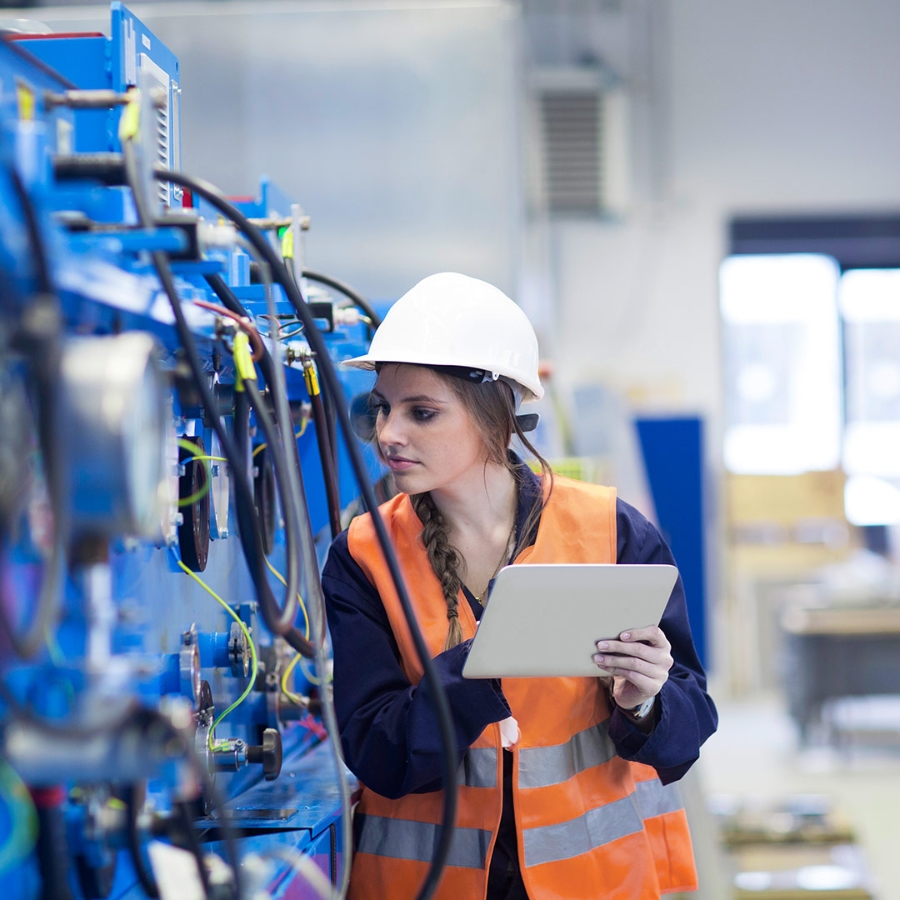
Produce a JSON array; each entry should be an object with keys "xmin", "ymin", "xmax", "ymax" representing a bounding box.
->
[
  {"xmin": 176, "ymin": 560, "xmax": 259, "ymax": 751},
  {"xmin": 0, "ymin": 760, "xmax": 38, "ymax": 875},
  {"xmin": 176, "ymin": 438, "xmax": 226, "ymax": 507}
]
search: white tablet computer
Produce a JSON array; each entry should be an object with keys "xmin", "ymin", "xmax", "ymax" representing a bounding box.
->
[{"xmin": 462, "ymin": 563, "xmax": 678, "ymax": 679}]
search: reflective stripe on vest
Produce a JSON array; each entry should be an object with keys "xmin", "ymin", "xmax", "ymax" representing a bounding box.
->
[
  {"xmin": 356, "ymin": 814, "xmax": 492, "ymax": 868},
  {"xmin": 518, "ymin": 721, "xmax": 616, "ymax": 789},
  {"xmin": 457, "ymin": 747, "xmax": 498, "ymax": 789},
  {"xmin": 522, "ymin": 779, "xmax": 686, "ymax": 868},
  {"xmin": 634, "ymin": 776, "xmax": 686, "ymax": 820}
]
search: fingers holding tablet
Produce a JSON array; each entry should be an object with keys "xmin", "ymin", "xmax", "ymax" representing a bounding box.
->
[{"xmin": 593, "ymin": 625, "xmax": 673, "ymax": 710}]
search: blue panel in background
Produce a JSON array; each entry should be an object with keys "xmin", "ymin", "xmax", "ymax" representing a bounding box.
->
[
  {"xmin": 11, "ymin": 36, "xmax": 110, "ymax": 153},
  {"xmin": 635, "ymin": 416, "xmax": 709, "ymax": 670}
]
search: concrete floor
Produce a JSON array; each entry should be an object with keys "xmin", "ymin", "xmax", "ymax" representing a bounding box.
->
[{"xmin": 694, "ymin": 691, "xmax": 900, "ymax": 900}]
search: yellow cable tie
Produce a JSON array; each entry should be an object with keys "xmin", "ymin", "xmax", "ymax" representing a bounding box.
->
[
  {"xmin": 233, "ymin": 331, "xmax": 257, "ymax": 392},
  {"xmin": 16, "ymin": 83, "xmax": 35, "ymax": 122},
  {"xmin": 302, "ymin": 360, "xmax": 320, "ymax": 397},
  {"xmin": 118, "ymin": 88, "xmax": 141, "ymax": 143},
  {"xmin": 281, "ymin": 228, "xmax": 294, "ymax": 260}
]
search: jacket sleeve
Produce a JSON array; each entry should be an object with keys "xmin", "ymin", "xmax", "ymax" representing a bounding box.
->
[
  {"xmin": 607, "ymin": 499, "xmax": 718, "ymax": 784},
  {"xmin": 322, "ymin": 531, "xmax": 511, "ymax": 799}
]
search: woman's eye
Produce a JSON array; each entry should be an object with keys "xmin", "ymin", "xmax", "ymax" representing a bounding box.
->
[
  {"xmin": 368, "ymin": 397, "xmax": 388, "ymax": 416},
  {"xmin": 413, "ymin": 407, "xmax": 437, "ymax": 422}
]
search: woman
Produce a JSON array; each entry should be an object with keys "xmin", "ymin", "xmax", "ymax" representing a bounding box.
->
[{"xmin": 322, "ymin": 273, "xmax": 717, "ymax": 900}]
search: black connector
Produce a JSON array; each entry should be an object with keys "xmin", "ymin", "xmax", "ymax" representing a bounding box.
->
[
  {"xmin": 53, "ymin": 153, "xmax": 126, "ymax": 186},
  {"xmin": 158, "ymin": 213, "xmax": 201, "ymax": 261},
  {"xmin": 307, "ymin": 300, "xmax": 334, "ymax": 332}
]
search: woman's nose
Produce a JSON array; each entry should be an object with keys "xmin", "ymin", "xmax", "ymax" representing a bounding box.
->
[{"xmin": 376, "ymin": 410, "xmax": 405, "ymax": 448}]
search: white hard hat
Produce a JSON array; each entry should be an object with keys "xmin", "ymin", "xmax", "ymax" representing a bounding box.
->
[{"xmin": 343, "ymin": 272, "xmax": 544, "ymax": 402}]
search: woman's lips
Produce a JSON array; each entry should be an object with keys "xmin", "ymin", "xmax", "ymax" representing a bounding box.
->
[{"xmin": 386, "ymin": 457, "xmax": 418, "ymax": 472}]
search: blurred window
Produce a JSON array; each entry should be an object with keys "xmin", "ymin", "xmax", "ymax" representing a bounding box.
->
[
  {"xmin": 720, "ymin": 254, "xmax": 843, "ymax": 475},
  {"xmin": 840, "ymin": 268, "xmax": 900, "ymax": 525}
]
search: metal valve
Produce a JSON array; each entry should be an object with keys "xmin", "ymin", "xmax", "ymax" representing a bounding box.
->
[
  {"xmin": 227, "ymin": 620, "xmax": 249, "ymax": 677},
  {"xmin": 212, "ymin": 728, "xmax": 282, "ymax": 781},
  {"xmin": 247, "ymin": 728, "xmax": 283, "ymax": 781}
]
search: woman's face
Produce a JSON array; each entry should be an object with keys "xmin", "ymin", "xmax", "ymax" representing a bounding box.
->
[{"xmin": 371, "ymin": 364, "xmax": 487, "ymax": 496}]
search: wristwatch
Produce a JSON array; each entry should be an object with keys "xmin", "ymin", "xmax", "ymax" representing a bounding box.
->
[{"xmin": 621, "ymin": 696, "xmax": 656, "ymax": 722}]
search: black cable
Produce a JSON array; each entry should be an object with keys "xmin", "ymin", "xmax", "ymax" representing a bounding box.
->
[
  {"xmin": 302, "ymin": 268, "xmax": 382, "ymax": 332},
  {"xmin": 8, "ymin": 167, "xmax": 53, "ymax": 295},
  {"xmin": 203, "ymin": 272, "xmax": 251, "ymax": 317},
  {"xmin": 206, "ymin": 271, "xmax": 342, "ymax": 542},
  {"xmin": 0, "ymin": 168, "xmax": 68, "ymax": 661},
  {"xmin": 318, "ymin": 371, "xmax": 342, "ymax": 531},
  {"xmin": 307, "ymin": 376, "xmax": 342, "ymax": 540},
  {"xmin": 203, "ymin": 272, "xmax": 275, "ymax": 385},
  {"xmin": 154, "ymin": 167, "xmax": 459, "ymax": 900},
  {"xmin": 121, "ymin": 142, "xmax": 309, "ymax": 660},
  {"xmin": 173, "ymin": 800, "xmax": 212, "ymax": 899},
  {"xmin": 34, "ymin": 799, "xmax": 75, "ymax": 900},
  {"xmin": 203, "ymin": 271, "xmax": 316, "ymax": 623},
  {"xmin": 208, "ymin": 253, "xmax": 317, "ymax": 656},
  {"xmin": 123, "ymin": 785, "xmax": 159, "ymax": 898},
  {"xmin": 245, "ymin": 379, "xmax": 315, "ymax": 658},
  {"xmin": 128, "ymin": 708, "xmax": 243, "ymax": 900},
  {"xmin": 220, "ymin": 264, "xmax": 340, "ymax": 696}
]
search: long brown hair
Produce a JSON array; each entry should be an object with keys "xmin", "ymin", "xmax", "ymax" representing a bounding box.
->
[{"xmin": 403, "ymin": 369, "xmax": 553, "ymax": 650}]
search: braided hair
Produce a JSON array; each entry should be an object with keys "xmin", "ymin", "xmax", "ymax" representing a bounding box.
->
[{"xmin": 412, "ymin": 492, "xmax": 464, "ymax": 650}]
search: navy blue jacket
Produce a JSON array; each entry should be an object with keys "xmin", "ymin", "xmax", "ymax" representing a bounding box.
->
[{"xmin": 322, "ymin": 464, "xmax": 717, "ymax": 801}]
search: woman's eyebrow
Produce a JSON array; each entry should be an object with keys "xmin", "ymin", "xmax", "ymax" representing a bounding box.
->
[
  {"xmin": 371, "ymin": 389, "xmax": 447, "ymax": 405},
  {"xmin": 400, "ymin": 394, "xmax": 448, "ymax": 404}
]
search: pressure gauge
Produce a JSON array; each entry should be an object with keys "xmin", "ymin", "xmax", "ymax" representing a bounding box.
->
[{"xmin": 60, "ymin": 332, "xmax": 169, "ymax": 540}]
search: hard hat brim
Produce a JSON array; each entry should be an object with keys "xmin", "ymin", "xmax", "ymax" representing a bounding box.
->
[{"xmin": 341, "ymin": 354, "xmax": 544, "ymax": 402}]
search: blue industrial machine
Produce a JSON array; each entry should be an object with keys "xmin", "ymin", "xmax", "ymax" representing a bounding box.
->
[{"xmin": 0, "ymin": 5, "xmax": 389, "ymax": 897}]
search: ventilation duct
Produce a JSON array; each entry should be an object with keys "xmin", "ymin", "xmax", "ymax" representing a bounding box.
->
[{"xmin": 533, "ymin": 68, "xmax": 629, "ymax": 217}]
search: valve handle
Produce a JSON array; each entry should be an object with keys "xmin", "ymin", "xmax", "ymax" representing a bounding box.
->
[{"xmin": 247, "ymin": 728, "xmax": 282, "ymax": 781}]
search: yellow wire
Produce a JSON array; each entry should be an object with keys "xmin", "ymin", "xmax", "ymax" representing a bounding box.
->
[
  {"xmin": 264, "ymin": 558, "xmax": 310, "ymax": 640},
  {"xmin": 176, "ymin": 438, "xmax": 219, "ymax": 507},
  {"xmin": 280, "ymin": 651, "xmax": 305, "ymax": 706},
  {"xmin": 177, "ymin": 560, "xmax": 259, "ymax": 751},
  {"xmin": 177, "ymin": 437, "xmax": 205, "ymax": 454},
  {"xmin": 264, "ymin": 523, "xmax": 313, "ymax": 705},
  {"xmin": 252, "ymin": 425, "xmax": 309, "ymax": 459},
  {"xmin": 299, "ymin": 654, "xmax": 332, "ymax": 686}
]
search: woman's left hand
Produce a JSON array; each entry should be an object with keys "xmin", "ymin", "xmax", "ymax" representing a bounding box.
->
[{"xmin": 592, "ymin": 625, "xmax": 673, "ymax": 711}]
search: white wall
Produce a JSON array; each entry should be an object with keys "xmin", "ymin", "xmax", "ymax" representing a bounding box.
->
[
  {"xmin": 551, "ymin": 0, "xmax": 900, "ymax": 442},
  {"xmin": 25, "ymin": 0, "xmax": 524, "ymax": 301}
]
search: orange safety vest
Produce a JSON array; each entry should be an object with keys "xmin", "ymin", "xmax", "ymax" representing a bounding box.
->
[{"xmin": 346, "ymin": 476, "xmax": 697, "ymax": 900}]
